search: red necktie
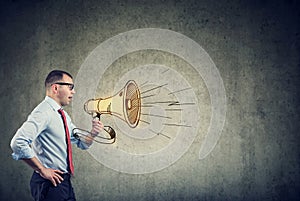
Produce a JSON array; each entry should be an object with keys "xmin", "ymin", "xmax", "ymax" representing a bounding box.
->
[{"xmin": 58, "ymin": 109, "xmax": 74, "ymax": 175}]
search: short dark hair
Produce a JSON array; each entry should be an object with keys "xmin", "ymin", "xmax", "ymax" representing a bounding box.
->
[{"xmin": 45, "ymin": 70, "xmax": 73, "ymax": 87}]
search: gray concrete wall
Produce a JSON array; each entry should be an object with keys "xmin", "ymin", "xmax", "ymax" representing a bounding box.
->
[{"xmin": 1, "ymin": 0, "xmax": 299, "ymax": 200}]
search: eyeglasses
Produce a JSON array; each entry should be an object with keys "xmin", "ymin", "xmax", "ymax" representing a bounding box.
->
[{"xmin": 53, "ymin": 82, "xmax": 74, "ymax": 90}]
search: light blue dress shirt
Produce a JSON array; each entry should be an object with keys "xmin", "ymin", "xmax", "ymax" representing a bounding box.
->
[{"xmin": 10, "ymin": 96, "xmax": 90, "ymax": 173}]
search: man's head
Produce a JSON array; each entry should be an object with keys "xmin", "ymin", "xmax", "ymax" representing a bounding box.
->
[{"xmin": 45, "ymin": 70, "xmax": 75, "ymax": 107}]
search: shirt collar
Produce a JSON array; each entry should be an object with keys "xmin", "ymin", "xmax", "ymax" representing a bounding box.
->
[{"xmin": 45, "ymin": 96, "xmax": 62, "ymax": 111}]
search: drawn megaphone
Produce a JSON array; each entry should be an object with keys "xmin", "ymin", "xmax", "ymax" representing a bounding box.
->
[{"xmin": 84, "ymin": 80, "xmax": 142, "ymax": 128}]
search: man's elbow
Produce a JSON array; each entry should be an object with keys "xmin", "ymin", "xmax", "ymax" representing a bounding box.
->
[{"xmin": 10, "ymin": 136, "xmax": 18, "ymax": 151}]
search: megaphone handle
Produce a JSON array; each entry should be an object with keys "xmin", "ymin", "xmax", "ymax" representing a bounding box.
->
[
  {"xmin": 95, "ymin": 112, "xmax": 101, "ymax": 119},
  {"xmin": 91, "ymin": 112, "xmax": 116, "ymax": 141}
]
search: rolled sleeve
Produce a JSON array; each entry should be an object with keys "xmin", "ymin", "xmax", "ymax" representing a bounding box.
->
[
  {"xmin": 11, "ymin": 136, "xmax": 35, "ymax": 160},
  {"xmin": 10, "ymin": 110, "xmax": 48, "ymax": 160}
]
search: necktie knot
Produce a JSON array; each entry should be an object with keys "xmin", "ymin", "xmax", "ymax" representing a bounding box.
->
[{"xmin": 58, "ymin": 108, "xmax": 64, "ymax": 116}]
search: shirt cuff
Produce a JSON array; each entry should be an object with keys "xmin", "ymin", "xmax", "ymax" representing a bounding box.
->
[{"xmin": 11, "ymin": 149, "xmax": 35, "ymax": 160}]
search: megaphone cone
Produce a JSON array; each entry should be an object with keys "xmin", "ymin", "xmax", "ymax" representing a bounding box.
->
[{"xmin": 84, "ymin": 80, "xmax": 141, "ymax": 128}]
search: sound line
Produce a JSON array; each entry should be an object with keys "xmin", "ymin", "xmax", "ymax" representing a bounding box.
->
[
  {"xmin": 165, "ymin": 109, "xmax": 182, "ymax": 111},
  {"xmin": 139, "ymin": 119, "xmax": 151, "ymax": 125},
  {"xmin": 141, "ymin": 113, "xmax": 172, "ymax": 119},
  {"xmin": 141, "ymin": 105, "xmax": 154, "ymax": 108},
  {"xmin": 140, "ymin": 81, "xmax": 149, "ymax": 87},
  {"xmin": 143, "ymin": 101, "xmax": 195, "ymax": 106},
  {"xmin": 168, "ymin": 87, "xmax": 193, "ymax": 95},
  {"xmin": 168, "ymin": 101, "xmax": 179, "ymax": 106},
  {"xmin": 161, "ymin": 69, "xmax": 169, "ymax": 74},
  {"xmin": 149, "ymin": 129, "xmax": 171, "ymax": 139},
  {"xmin": 131, "ymin": 105, "xmax": 154, "ymax": 108},
  {"xmin": 140, "ymin": 94, "xmax": 156, "ymax": 99},
  {"xmin": 143, "ymin": 101, "xmax": 176, "ymax": 105},
  {"xmin": 141, "ymin": 83, "xmax": 168, "ymax": 94},
  {"xmin": 163, "ymin": 123, "xmax": 192, "ymax": 127},
  {"xmin": 168, "ymin": 102, "xmax": 196, "ymax": 106}
]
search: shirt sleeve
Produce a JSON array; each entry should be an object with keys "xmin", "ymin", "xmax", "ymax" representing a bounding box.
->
[
  {"xmin": 66, "ymin": 112, "xmax": 91, "ymax": 150},
  {"xmin": 10, "ymin": 110, "xmax": 49, "ymax": 160}
]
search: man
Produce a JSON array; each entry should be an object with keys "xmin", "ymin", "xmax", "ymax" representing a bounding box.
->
[{"xmin": 10, "ymin": 70, "xmax": 103, "ymax": 201}]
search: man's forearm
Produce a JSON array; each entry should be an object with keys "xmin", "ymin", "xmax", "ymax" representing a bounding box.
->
[
  {"xmin": 22, "ymin": 157, "xmax": 45, "ymax": 173},
  {"xmin": 82, "ymin": 132, "xmax": 97, "ymax": 145}
]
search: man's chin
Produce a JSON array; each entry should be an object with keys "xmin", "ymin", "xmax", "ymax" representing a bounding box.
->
[{"xmin": 62, "ymin": 101, "xmax": 71, "ymax": 107}]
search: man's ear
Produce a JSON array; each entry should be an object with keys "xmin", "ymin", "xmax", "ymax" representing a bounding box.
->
[{"xmin": 51, "ymin": 84, "xmax": 58, "ymax": 94}]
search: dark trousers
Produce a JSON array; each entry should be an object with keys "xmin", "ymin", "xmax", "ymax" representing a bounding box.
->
[{"xmin": 30, "ymin": 171, "xmax": 76, "ymax": 201}]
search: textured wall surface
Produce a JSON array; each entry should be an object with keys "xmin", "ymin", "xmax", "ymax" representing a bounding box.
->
[{"xmin": 1, "ymin": 0, "xmax": 299, "ymax": 201}]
